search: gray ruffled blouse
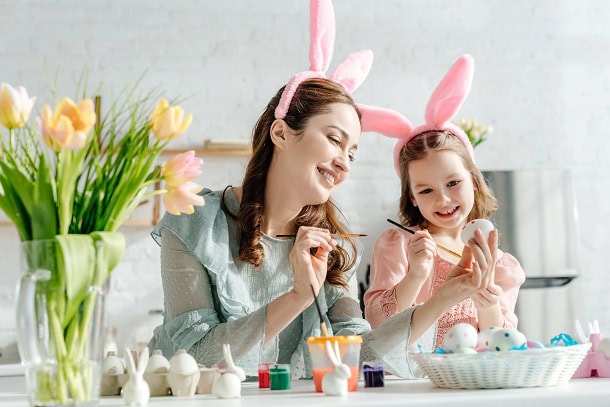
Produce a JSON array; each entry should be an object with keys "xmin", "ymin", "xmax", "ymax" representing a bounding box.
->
[{"xmin": 150, "ymin": 188, "xmax": 421, "ymax": 379}]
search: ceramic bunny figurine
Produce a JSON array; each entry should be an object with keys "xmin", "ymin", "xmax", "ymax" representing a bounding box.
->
[
  {"xmin": 122, "ymin": 347, "xmax": 150, "ymax": 406},
  {"xmin": 212, "ymin": 344, "xmax": 244, "ymax": 399},
  {"xmin": 322, "ymin": 340, "xmax": 351, "ymax": 396}
]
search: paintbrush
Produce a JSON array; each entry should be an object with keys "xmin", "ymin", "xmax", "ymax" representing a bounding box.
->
[
  {"xmin": 276, "ymin": 233, "xmax": 367, "ymax": 238},
  {"xmin": 310, "ymin": 284, "xmax": 329, "ymax": 337},
  {"xmin": 386, "ymin": 218, "xmax": 462, "ymax": 259}
]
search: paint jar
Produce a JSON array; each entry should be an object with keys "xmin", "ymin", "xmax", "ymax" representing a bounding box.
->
[
  {"xmin": 306, "ymin": 335, "xmax": 362, "ymax": 392},
  {"xmin": 258, "ymin": 363, "xmax": 272, "ymax": 388},
  {"xmin": 269, "ymin": 364, "xmax": 291, "ymax": 390},
  {"xmin": 362, "ymin": 361, "xmax": 384, "ymax": 388}
]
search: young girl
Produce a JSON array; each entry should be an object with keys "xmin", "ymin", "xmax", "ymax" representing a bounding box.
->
[{"xmin": 360, "ymin": 55, "xmax": 525, "ymax": 350}]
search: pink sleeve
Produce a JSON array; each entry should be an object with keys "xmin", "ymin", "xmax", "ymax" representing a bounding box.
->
[
  {"xmin": 494, "ymin": 251, "xmax": 526, "ymax": 328},
  {"xmin": 364, "ymin": 229, "xmax": 412, "ymax": 328}
]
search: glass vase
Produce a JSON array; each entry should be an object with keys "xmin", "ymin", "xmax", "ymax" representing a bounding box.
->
[{"xmin": 16, "ymin": 239, "xmax": 107, "ymax": 407}]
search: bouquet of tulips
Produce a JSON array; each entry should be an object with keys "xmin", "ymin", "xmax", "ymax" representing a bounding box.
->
[{"xmin": 0, "ymin": 81, "xmax": 204, "ymax": 405}]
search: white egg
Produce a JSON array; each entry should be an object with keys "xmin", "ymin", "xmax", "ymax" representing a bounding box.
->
[
  {"xmin": 213, "ymin": 373, "xmax": 242, "ymax": 399},
  {"xmin": 169, "ymin": 349, "xmax": 199, "ymax": 375},
  {"xmin": 595, "ymin": 337, "xmax": 610, "ymax": 357},
  {"xmin": 146, "ymin": 349, "xmax": 170, "ymax": 373},
  {"xmin": 477, "ymin": 326, "xmax": 501, "ymax": 347},
  {"xmin": 461, "ymin": 219, "xmax": 495, "ymax": 245},
  {"xmin": 488, "ymin": 328, "xmax": 527, "ymax": 351},
  {"xmin": 442, "ymin": 323, "xmax": 478, "ymax": 353},
  {"xmin": 102, "ymin": 351, "xmax": 125, "ymax": 374}
]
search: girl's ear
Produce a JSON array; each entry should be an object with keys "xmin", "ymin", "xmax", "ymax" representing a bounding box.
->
[{"xmin": 269, "ymin": 119, "xmax": 288, "ymax": 150}]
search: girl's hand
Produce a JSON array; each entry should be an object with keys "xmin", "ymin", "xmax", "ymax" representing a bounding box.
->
[
  {"xmin": 289, "ymin": 226, "xmax": 337, "ymax": 303},
  {"xmin": 467, "ymin": 229, "xmax": 499, "ymax": 291},
  {"xmin": 473, "ymin": 282, "xmax": 502, "ymax": 309},
  {"xmin": 406, "ymin": 230, "xmax": 436, "ymax": 280}
]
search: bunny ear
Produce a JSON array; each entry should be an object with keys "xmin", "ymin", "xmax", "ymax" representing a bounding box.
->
[
  {"xmin": 223, "ymin": 343, "xmax": 235, "ymax": 368},
  {"xmin": 333, "ymin": 340, "xmax": 342, "ymax": 362},
  {"xmin": 137, "ymin": 347, "xmax": 149, "ymax": 375},
  {"xmin": 425, "ymin": 54, "xmax": 474, "ymax": 127},
  {"xmin": 124, "ymin": 347, "xmax": 136, "ymax": 375},
  {"xmin": 329, "ymin": 50, "xmax": 373, "ymax": 93},
  {"xmin": 309, "ymin": 0, "xmax": 335, "ymax": 72},
  {"xmin": 325, "ymin": 340, "xmax": 340, "ymax": 366},
  {"xmin": 358, "ymin": 104, "xmax": 414, "ymax": 139}
]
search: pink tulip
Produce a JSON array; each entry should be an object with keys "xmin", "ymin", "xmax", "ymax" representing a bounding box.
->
[
  {"xmin": 38, "ymin": 98, "xmax": 96, "ymax": 151},
  {"xmin": 161, "ymin": 151, "xmax": 203, "ymax": 187},
  {"xmin": 163, "ymin": 181, "xmax": 205, "ymax": 215}
]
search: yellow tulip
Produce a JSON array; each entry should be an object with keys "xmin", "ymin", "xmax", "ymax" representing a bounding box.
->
[
  {"xmin": 39, "ymin": 98, "xmax": 96, "ymax": 151},
  {"xmin": 163, "ymin": 181, "xmax": 205, "ymax": 215},
  {"xmin": 0, "ymin": 82, "xmax": 36, "ymax": 129},
  {"xmin": 150, "ymin": 99, "xmax": 192, "ymax": 140}
]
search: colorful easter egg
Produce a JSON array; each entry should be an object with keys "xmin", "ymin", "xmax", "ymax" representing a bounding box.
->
[
  {"xmin": 443, "ymin": 323, "xmax": 478, "ymax": 353},
  {"xmin": 489, "ymin": 328, "xmax": 527, "ymax": 351},
  {"xmin": 477, "ymin": 326, "xmax": 501, "ymax": 347}
]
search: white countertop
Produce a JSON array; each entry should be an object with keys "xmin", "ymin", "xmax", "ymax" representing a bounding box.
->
[{"xmin": 1, "ymin": 371, "xmax": 609, "ymax": 407}]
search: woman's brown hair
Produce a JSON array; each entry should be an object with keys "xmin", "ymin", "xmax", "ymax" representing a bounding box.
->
[
  {"xmin": 238, "ymin": 77, "xmax": 360, "ymax": 287},
  {"xmin": 397, "ymin": 130, "xmax": 497, "ymax": 228}
]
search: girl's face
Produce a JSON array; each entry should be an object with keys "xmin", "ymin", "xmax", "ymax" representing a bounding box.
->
[
  {"xmin": 408, "ymin": 149, "xmax": 475, "ymax": 234},
  {"xmin": 281, "ymin": 102, "xmax": 360, "ymax": 204}
]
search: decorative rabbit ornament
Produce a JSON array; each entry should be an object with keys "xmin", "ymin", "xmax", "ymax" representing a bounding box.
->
[
  {"xmin": 122, "ymin": 347, "xmax": 150, "ymax": 406},
  {"xmin": 212, "ymin": 344, "xmax": 244, "ymax": 399},
  {"xmin": 359, "ymin": 54, "xmax": 475, "ymax": 176},
  {"xmin": 322, "ymin": 340, "xmax": 351, "ymax": 396},
  {"xmin": 274, "ymin": 0, "xmax": 373, "ymax": 119}
]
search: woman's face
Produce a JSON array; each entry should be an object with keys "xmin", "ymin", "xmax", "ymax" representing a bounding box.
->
[
  {"xmin": 408, "ymin": 149, "xmax": 475, "ymax": 234},
  {"xmin": 280, "ymin": 102, "xmax": 361, "ymax": 204}
]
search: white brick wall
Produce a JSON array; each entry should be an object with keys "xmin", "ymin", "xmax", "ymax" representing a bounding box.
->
[{"xmin": 1, "ymin": 0, "xmax": 609, "ymax": 350}]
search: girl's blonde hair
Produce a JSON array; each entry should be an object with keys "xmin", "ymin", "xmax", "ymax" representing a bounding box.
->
[{"xmin": 398, "ymin": 130, "xmax": 497, "ymax": 227}]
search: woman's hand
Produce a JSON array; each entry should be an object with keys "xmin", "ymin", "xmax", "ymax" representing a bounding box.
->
[
  {"xmin": 406, "ymin": 230, "xmax": 436, "ymax": 280},
  {"xmin": 289, "ymin": 226, "xmax": 337, "ymax": 303}
]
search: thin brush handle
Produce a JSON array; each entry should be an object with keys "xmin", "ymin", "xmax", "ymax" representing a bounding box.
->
[
  {"xmin": 386, "ymin": 219, "xmax": 462, "ymax": 259},
  {"xmin": 310, "ymin": 284, "xmax": 329, "ymax": 337},
  {"xmin": 276, "ymin": 233, "xmax": 367, "ymax": 238}
]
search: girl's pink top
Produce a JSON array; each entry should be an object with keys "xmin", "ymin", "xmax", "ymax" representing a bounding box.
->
[{"xmin": 363, "ymin": 228, "xmax": 526, "ymax": 348}]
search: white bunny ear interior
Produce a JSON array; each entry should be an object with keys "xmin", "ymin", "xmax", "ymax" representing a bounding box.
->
[
  {"xmin": 137, "ymin": 347, "xmax": 149, "ymax": 374},
  {"xmin": 309, "ymin": 0, "xmax": 335, "ymax": 72},
  {"xmin": 424, "ymin": 54, "xmax": 474, "ymax": 127},
  {"xmin": 124, "ymin": 347, "xmax": 136, "ymax": 375},
  {"xmin": 328, "ymin": 50, "xmax": 373, "ymax": 93}
]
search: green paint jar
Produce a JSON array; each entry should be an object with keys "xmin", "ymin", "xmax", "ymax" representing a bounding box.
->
[{"xmin": 269, "ymin": 364, "xmax": 291, "ymax": 390}]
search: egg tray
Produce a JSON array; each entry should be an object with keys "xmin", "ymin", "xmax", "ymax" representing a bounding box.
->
[
  {"xmin": 410, "ymin": 343, "xmax": 591, "ymax": 389},
  {"xmin": 101, "ymin": 367, "xmax": 220, "ymax": 397}
]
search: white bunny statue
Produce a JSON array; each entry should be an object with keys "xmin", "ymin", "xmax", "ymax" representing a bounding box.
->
[
  {"xmin": 122, "ymin": 347, "xmax": 150, "ymax": 406},
  {"xmin": 212, "ymin": 344, "xmax": 243, "ymax": 399},
  {"xmin": 322, "ymin": 340, "xmax": 352, "ymax": 396}
]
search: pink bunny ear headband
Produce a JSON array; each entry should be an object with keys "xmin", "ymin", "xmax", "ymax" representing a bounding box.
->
[
  {"xmin": 274, "ymin": 0, "xmax": 373, "ymax": 119},
  {"xmin": 358, "ymin": 54, "xmax": 475, "ymax": 176}
]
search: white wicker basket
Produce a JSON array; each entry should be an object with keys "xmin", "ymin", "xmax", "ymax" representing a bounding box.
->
[{"xmin": 411, "ymin": 343, "xmax": 591, "ymax": 389}]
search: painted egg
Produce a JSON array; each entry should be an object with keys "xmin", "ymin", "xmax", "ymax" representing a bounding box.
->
[
  {"xmin": 461, "ymin": 219, "xmax": 495, "ymax": 245},
  {"xmin": 477, "ymin": 326, "xmax": 501, "ymax": 347},
  {"xmin": 169, "ymin": 349, "xmax": 199, "ymax": 375},
  {"xmin": 595, "ymin": 337, "xmax": 610, "ymax": 357},
  {"xmin": 489, "ymin": 328, "xmax": 527, "ymax": 351},
  {"xmin": 455, "ymin": 347, "xmax": 478, "ymax": 355},
  {"xmin": 442, "ymin": 323, "xmax": 478, "ymax": 353},
  {"xmin": 146, "ymin": 349, "xmax": 170, "ymax": 373}
]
